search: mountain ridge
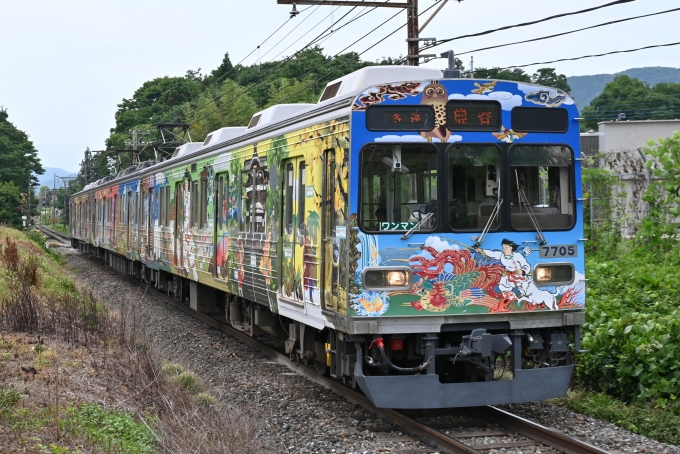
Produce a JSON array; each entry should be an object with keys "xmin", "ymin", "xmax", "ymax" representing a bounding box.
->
[{"xmin": 567, "ymin": 66, "xmax": 680, "ymax": 107}]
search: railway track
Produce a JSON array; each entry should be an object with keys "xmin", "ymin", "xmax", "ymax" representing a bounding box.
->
[
  {"xmin": 48, "ymin": 232, "xmax": 606, "ymax": 453},
  {"xmin": 34, "ymin": 222, "xmax": 71, "ymax": 245},
  {"xmin": 101, "ymin": 262, "xmax": 606, "ymax": 454}
]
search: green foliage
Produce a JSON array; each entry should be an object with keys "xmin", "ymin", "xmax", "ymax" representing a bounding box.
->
[
  {"xmin": 556, "ymin": 390, "xmax": 680, "ymax": 445},
  {"xmin": 530, "ymin": 68, "xmax": 571, "ymax": 92},
  {"xmin": 160, "ymin": 362, "xmax": 184, "ymax": 376},
  {"xmin": 636, "ymin": 131, "xmax": 680, "ymax": 251},
  {"xmin": 581, "ymin": 155, "xmax": 627, "ymax": 254},
  {"xmin": 174, "ymin": 371, "xmax": 205, "ymax": 394},
  {"xmin": 473, "ymin": 67, "xmax": 570, "ymax": 91},
  {"xmin": 0, "ymin": 385, "xmax": 22, "ymax": 411},
  {"xmin": 0, "ymin": 108, "xmax": 44, "ymax": 191},
  {"xmin": 193, "ymin": 392, "xmax": 219, "ymax": 407},
  {"xmin": 582, "ymin": 76, "xmax": 680, "ymax": 130},
  {"xmin": 0, "ymin": 181, "xmax": 23, "ymax": 228},
  {"xmin": 61, "ymin": 403, "xmax": 156, "ymax": 454},
  {"xmin": 576, "ymin": 247, "xmax": 680, "ymax": 411}
]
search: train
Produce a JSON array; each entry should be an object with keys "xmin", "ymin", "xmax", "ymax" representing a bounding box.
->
[{"xmin": 70, "ymin": 65, "xmax": 586, "ymax": 409}]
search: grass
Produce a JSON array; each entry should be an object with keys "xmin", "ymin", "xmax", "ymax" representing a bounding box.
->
[
  {"xmin": 554, "ymin": 390, "xmax": 680, "ymax": 445},
  {"xmin": 0, "ymin": 225, "xmax": 266, "ymax": 453}
]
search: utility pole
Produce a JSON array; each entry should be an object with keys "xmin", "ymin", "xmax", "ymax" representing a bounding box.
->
[{"xmin": 276, "ymin": 0, "xmax": 449, "ymax": 66}]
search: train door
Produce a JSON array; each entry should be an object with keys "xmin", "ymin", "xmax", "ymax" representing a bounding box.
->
[
  {"xmin": 322, "ymin": 151, "xmax": 339, "ymax": 311},
  {"xmin": 147, "ymin": 187, "xmax": 153, "ymax": 256},
  {"xmin": 213, "ymin": 172, "xmax": 229, "ymax": 280},
  {"xmin": 279, "ymin": 158, "xmax": 306, "ymax": 306},
  {"xmin": 174, "ymin": 183, "xmax": 184, "ymax": 268},
  {"xmin": 126, "ymin": 190, "xmax": 133, "ymax": 252}
]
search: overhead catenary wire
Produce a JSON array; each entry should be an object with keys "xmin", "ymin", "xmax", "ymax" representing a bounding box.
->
[
  {"xmin": 174, "ymin": 2, "xmax": 382, "ymax": 127},
  {"xmin": 194, "ymin": 3, "xmax": 413, "ymax": 126},
  {"xmin": 164, "ymin": 0, "xmax": 330, "ymax": 126},
  {"xmin": 453, "ymin": 7, "xmax": 680, "ymax": 57},
  {"xmin": 420, "ymin": 0, "xmax": 636, "ymax": 52},
  {"xmin": 496, "ymin": 41, "xmax": 680, "ymax": 70},
  {"xmin": 213, "ymin": 0, "xmax": 443, "ymax": 128}
]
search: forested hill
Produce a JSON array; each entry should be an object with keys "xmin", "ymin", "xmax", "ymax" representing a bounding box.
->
[{"xmin": 567, "ymin": 67, "xmax": 680, "ymax": 107}]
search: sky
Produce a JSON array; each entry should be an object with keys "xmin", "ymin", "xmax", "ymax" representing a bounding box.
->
[{"xmin": 1, "ymin": 0, "xmax": 678, "ymax": 173}]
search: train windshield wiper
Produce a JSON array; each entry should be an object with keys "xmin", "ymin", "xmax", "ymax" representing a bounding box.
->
[
  {"xmin": 515, "ymin": 170, "xmax": 547, "ymax": 246},
  {"xmin": 473, "ymin": 199, "xmax": 502, "ymax": 248},
  {"xmin": 401, "ymin": 212, "xmax": 433, "ymax": 240}
]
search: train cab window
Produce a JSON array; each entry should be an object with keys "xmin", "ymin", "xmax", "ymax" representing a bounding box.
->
[
  {"xmin": 360, "ymin": 143, "xmax": 438, "ymax": 232},
  {"xmin": 447, "ymin": 145, "xmax": 501, "ymax": 231},
  {"xmin": 509, "ymin": 145, "xmax": 574, "ymax": 230}
]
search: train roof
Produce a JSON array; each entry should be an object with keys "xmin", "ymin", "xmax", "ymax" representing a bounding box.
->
[{"xmin": 318, "ymin": 66, "xmax": 443, "ymax": 103}]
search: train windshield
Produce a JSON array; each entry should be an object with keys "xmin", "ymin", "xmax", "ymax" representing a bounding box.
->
[
  {"xmin": 448, "ymin": 144, "xmax": 501, "ymax": 231},
  {"xmin": 509, "ymin": 145, "xmax": 574, "ymax": 230},
  {"xmin": 360, "ymin": 144, "xmax": 438, "ymax": 232}
]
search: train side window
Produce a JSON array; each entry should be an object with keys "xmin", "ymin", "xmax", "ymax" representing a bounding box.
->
[
  {"xmin": 191, "ymin": 181, "xmax": 199, "ymax": 228},
  {"xmin": 284, "ymin": 163, "xmax": 294, "ymax": 234},
  {"xmin": 216, "ymin": 174, "xmax": 224, "ymax": 230},
  {"xmin": 165, "ymin": 187, "xmax": 170, "ymax": 227},
  {"xmin": 298, "ymin": 161, "xmax": 306, "ymax": 234},
  {"xmin": 200, "ymin": 178, "xmax": 207, "ymax": 229},
  {"xmin": 240, "ymin": 171, "xmax": 250, "ymax": 231}
]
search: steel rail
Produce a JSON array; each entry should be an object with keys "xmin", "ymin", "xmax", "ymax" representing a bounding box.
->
[
  {"xmin": 478, "ymin": 406, "xmax": 608, "ymax": 454},
  {"xmin": 34, "ymin": 223, "xmax": 71, "ymax": 244}
]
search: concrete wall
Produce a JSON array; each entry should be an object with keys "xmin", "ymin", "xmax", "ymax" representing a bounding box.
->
[{"xmin": 593, "ymin": 120, "xmax": 680, "ymax": 237}]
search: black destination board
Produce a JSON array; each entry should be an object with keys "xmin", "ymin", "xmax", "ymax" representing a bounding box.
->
[
  {"xmin": 366, "ymin": 105, "xmax": 435, "ymax": 131},
  {"xmin": 446, "ymin": 100, "xmax": 502, "ymax": 131}
]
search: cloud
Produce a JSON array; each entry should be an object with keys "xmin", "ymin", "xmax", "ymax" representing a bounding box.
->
[
  {"xmin": 517, "ymin": 83, "xmax": 574, "ymax": 106},
  {"xmin": 373, "ymin": 134, "xmax": 462, "ymax": 143},
  {"xmin": 424, "ymin": 236, "xmax": 459, "ymax": 252},
  {"xmin": 448, "ymin": 91, "xmax": 522, "ymax": 110}
]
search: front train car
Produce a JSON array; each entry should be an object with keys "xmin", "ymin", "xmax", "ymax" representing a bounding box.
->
[{"xmin": 341, "ymin": 70, "xmax": 585, "ymax": 408}]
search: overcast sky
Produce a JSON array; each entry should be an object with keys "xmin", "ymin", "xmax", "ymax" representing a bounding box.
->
[{"xmin": 1, "ymin": 0, "xmax": 678, "ymax": 172}]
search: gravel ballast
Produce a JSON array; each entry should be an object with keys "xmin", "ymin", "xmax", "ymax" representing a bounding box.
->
[{"xmin": 64, "ymin": 248, "xmax": 680, "ymax": 454}]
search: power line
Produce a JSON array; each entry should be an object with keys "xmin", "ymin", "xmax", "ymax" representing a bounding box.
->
[
  {"xmin": 497, "ymin": 41, "xmax": 680, "ymax": 70},
  {"xmin": 421, "ymin": 0, "xmax": 636, "ymax": 51},
  {"xmin": 175, "ymin": 3, "xmax": 381, "ymax": 127},
  {"xmin": 214, "ymin": 0, "xmax": 442, "ymax": 127},
  {"xmin": 194, "ymin": 5, "xmax": 407, "ymax": 126},
  {"xmin": 162, "ymin": 2, "xmax": 328, "ymax": 127},
  {"xmin": 454, "ymin": 7, "xmax": 680, "ymax": 57}
]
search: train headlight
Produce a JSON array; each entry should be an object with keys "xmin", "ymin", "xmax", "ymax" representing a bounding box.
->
[
  {"xmin": 533, "ymin": 263, "xmax": 575, "ymax": 286},
  {"xmin": 362, "ymin": 267, "xmax": 412, "ymax": 290}
]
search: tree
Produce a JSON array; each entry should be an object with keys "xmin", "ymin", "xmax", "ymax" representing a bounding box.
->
[
  {"xmin": 185, "ymin": 78, "xmax": 259, "ymax": 142},
  {"xmin": 581, "ymin": 76, "xmax": 680, "ymax": 130},
  {"xmin": 531, "ymin": 68, "xmax": 571, "ymax": 92},
  {"xmin": 0, "ymin": 108, "xmax": 44, "ymax": 217},
  {"xmin": 473, "ymin": 67, "xmax": 531, "ymax": 83},
  {"xmin": 0, "ymin": 182, "xmax": 22, "ymax": 228}
]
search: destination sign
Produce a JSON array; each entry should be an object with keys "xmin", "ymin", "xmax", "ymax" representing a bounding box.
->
[
  {"xmin": 366, "ymin": 105, "xmax": 435, "ymax": 131},
  {"xmin": 446, "ymin": 100, "xmax": 502, "ymax": 131}
]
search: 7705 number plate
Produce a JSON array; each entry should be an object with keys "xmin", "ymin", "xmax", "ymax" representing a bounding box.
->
[{"xmin": 539, "ymin": 244, "xmax": 578, "ymax": 258}]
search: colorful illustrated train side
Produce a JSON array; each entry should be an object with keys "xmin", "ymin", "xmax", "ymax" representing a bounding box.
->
[{"xmin": 71, "ymin": 65, "xmax": 585, "ymax": 408}]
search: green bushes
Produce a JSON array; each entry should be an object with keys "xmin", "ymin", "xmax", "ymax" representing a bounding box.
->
[{"xmin": 577, "ymin": 250, "xmax": 680, "ymax": 413}]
